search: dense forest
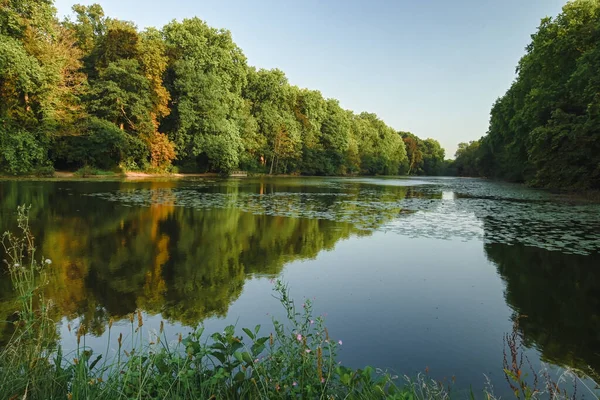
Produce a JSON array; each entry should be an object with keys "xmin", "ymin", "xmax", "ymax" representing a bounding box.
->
[
  {"xmin": 0, "ymin": 1, "xmax": 447, "ymax": 176},
  {"xmin": 454, "ymin": 0, "xmax": 600, "ymax": 190}
]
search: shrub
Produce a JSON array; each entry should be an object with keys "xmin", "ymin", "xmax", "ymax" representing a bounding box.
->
[
  {"xmin": 239, "ymin": 152, "xmax": 267, "ymax": 173},
  {"xmin": 51, "ymin": 118, "xmax": 150, "ymax": 170},
  {"xmin": 33, "ymin": 165, "xmax": 55, "ymax": 177},
  {"xmin": 148, "ymin": 132, "xmax": 176, "ymax": 170},
  {"xmin": 73, "ymin": 166, "xmax": 117, "ymax": 177},
  {"xmin": 0, "ymin": 126, "xmax": 48, "ymax": 175}
]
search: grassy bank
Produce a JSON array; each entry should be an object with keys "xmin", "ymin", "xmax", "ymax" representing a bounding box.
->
[{"xmin": 0, "ymin": 206, "xmax": 597, "ymax": 399}]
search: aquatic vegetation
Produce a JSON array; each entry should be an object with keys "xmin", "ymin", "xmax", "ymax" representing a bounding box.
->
[
  {"xmin": 87, "ymin": 177, "xmax": 600, "ymax": 254},
  {"xmin": 1, "ymin": 206, "xmax": 599, "ymax": 399}
]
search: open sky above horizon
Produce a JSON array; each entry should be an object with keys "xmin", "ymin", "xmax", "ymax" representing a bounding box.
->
[{"xmin": 53, "ymin": 0, "xmax": 566, "ymax": 157}]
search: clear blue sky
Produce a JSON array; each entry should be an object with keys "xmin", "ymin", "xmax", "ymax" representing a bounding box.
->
[{"xmin": 54, "ymin": 0, "xmax": 566, "ymax": 157}]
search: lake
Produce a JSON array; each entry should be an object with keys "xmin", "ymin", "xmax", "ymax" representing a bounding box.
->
[{"xmin": 1, "ymin": 176, "xmax": 599, "ymax": 396}]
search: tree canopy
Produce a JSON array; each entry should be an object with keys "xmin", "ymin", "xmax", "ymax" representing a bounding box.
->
[
  {"xmin": 455, "ymin": 0, "xmax": 600, "ymax": 190},
  {"xmin": 0, "ymin": 1, "xmax": 448, "ymax": 176}
]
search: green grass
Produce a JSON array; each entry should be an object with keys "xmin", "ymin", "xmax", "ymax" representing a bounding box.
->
[
  {"xmin": 0, "ymin": 206, "xmax": 598, "ymax": 399},
  {"xmin": 73, "ymin": 166, "xmax": 120, "ymax": 177}
]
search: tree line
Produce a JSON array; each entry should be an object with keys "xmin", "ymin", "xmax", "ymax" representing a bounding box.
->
[
  {"xmin": 0, "ymin": 1, "xmax": 447, "ymax": 176},
  {"xmin": 453, "ymin": 0, "xmax": 600, "ymax": 190}
]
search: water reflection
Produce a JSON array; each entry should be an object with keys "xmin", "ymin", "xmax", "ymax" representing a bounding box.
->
[
  {"xmin": 0, "ymin": 179, "xmax": 411, "ymax": 341},
  {"xmin": 0, "ymin": 177, "xmax": 599, "ymax": 386},
  {"xmin": 486, "ymin": 242, "xmax": 600, "ymax": 380}
]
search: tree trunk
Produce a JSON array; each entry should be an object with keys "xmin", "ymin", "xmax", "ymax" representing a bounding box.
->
[{"xmin": 270, "ymin": 132, "xmax": 281, "ymax": 175}]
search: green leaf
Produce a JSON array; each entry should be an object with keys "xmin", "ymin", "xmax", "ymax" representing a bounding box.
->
[
  {"xmin": 241, "ymin": 352, "xmax": 253, "ymax": 364},
  {"xmin": 231, "ymin": 341, "xmax": 243, "ymax": 353},
  {"xmin": 250, "ymin": 343, "xmax": 265, "ymax": 357},
  {"xmin": 234, "ymin": 371, "xmax": 245, "ymax": 382},
  {"xmin": 210, "ymin": 351, "xmax": 226, "ymax": 364},
  {"xmin": 233, "ymin": 351, "xmax": 243, "ymax": 362},
  {"xmin": 242, "ymin": 327, "xmax": 255, "ymax": 340},
  {"xmin": 210, "ymin": 342, "xmax": 226, "ymax": 351},
  {"xmin": 89, "ymin": 354, "xmax": 102, "ymax": 370}
]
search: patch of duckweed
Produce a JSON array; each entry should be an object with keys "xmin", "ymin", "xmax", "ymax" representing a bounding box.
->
[{"xmin": 86, "ymin": 177, "xmax": 600, "ymax": 255}]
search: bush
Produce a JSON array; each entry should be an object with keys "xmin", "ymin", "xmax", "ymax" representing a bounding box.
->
[
  {"xmin": 33, "ymin": 165, "xmax": 55, "ymax": 177},
  {"xmin": 51, "ymin": 118, "xmax": 150, "ymax": 170},
  {"xmin": 148, "ymin": 132, "xmax": 176, "ymax": 170},
  {"xmin": 73, "ymin": 166, "xmax": 117, "ymax": 177},
  {"xmin": 239, "ymin": 152, "xmax": 267, "ymax": 173},
  {"xmin": 0, "ymin": 126, "xmax": 48, "ymax": 175}
]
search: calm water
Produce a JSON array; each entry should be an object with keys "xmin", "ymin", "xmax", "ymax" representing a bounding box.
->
[{"xmin": 1, "ymin": 177, "xmax": 599, "ymax": 395}]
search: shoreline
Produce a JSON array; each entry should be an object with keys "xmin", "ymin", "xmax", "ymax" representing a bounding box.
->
[
  {"xmin": 1, "ymin": 173, "xmax": 599, "ymax": 201},
  {"xmin": 0, "ymin": 171, "xmax": 222, "ymax": 180}
]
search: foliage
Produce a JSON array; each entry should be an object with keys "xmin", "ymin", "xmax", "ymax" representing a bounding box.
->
[
  {"xmin": 161, "ymin": 17, "xmax": 248, "ymax": 172},
  {"xmin": 148, "ymin": 131, "xmax": 176, "ymax": 170},
  {"xmin": 352, "ymin": 113, "xmax": 408, "ymax": 175},
  {"xmin": 0, "ymin": 2, "xmax": 436, "ymax": 176},
  {"xmin": 86, "ymin": 59, "xmax": 154, "ymax": 134},
  {"xmin": 0, "ymin": 33, "xmax": 43, "ymax": 126},
  {"xmin": 453, "ymin": 140, "xmax": 483, "ymax": 177},
  {"xmin": 0, "ymin": 205, "xmax": 58, "ymax": 395},
  {"xmin": 0, "ymin": 126, "xmax": 49, "ymax": 174},
  {"xmin": 33, "ymin": 165, "xmax": 55, "ymax": 177},
  {"xmin": 478, "ymin": 0, "xmax": 600, "ymax": 190},
  {"xmin": 51, "ymin": 118, "xmax": 148, "ymax": 170},
  {"xmin": 0, "ymin": 0, "xmax": 56, "ymax": 39},
  {"xmin": 401, "ymin": 132, "xmax": 446, "ymax": 176},
  {"xmin": 73, "ymin": 166, "xmax": 117, "ymax": 177}
]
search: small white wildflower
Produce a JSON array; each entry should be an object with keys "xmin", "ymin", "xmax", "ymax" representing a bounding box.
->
[
  {"xmin": 45, "ymin": 259, "xmax": 52, "ymax": 265},
  {"xmin": 13, "ymin": 263, "xmax": 20, "ymax": 268}
]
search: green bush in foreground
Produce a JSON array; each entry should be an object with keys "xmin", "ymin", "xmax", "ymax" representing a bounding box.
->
[{"xmin": 0, "ymin": 206, "xmax": 598, "ymax": 399}]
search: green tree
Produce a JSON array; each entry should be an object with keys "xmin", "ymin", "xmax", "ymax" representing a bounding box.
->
[
  {"xmin": 454, "ymin": 140, "xmax": 482, "ymax": 177},
  {"xmin": 86, "ymin": 58, "xmax": 153, "ymax": 134},
  {"xmin": 0, "ymin": 34, "xmax": 42, "ymax": 126},
  {"xmin": 0, "ymin": 0, "xmax": 56, "ymax": 40},
  {"xmin": 63, "ymin": 3, "xmax": 106, "ymax": 58},
  {"xmin": 421, "ymin": 138, "xmax": 445, "ymax": 175},
  {"xmin": 0, "ymin": 1, "xmax": 424, "ymax": 176},
  {"xmin": 353, "ymin": 113, "xmax": 408, "ymax": 175},
  {"xmin": 401, "ymin": 132, "xmax": 423, "ymax": 175},
  {"xmin": 481, "ymin": 0, "xmax": 600, "ymax": 189},
  {"xmin": 244, "ymin": 68, "xmax": 301, "ymax": 174},
  {"xmin": 161, "ymin": 18, "xmax": 249, "ymax": 173}
]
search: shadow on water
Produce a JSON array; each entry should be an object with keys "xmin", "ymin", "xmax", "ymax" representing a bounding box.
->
[
  {"xmin": 486, "ymin": 242, "xmax": 600, "ymax": 381},
  {"xmin": 1, "ymin": 177, "xmax": 600, "ymax": 386}
]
